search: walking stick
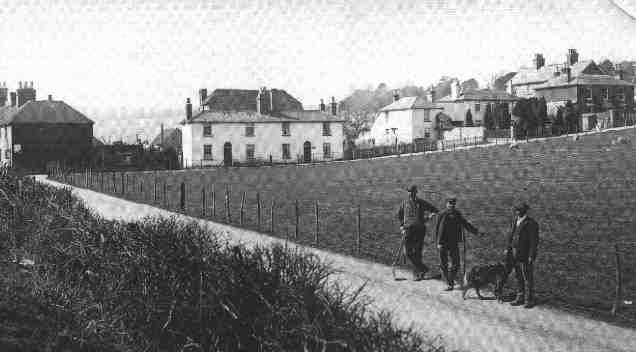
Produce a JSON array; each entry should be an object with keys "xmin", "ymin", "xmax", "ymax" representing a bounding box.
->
[
  {"xmin": 391, "ymin": 231, "xmax": 407, "ymax": 280},
  {"xmin": 462, "ymin": 230, "xmax": 467, "ymax": 288}
]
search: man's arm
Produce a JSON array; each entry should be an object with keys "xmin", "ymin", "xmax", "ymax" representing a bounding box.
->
[
  {"xmin": 396, "ymin": 203, "xmax": 404, "ymax": 227},
  {"xmin": 460, "ymin": 212, "xmax": 480, "ymax": 235},
  {"xmin": 419, "ymin": 199, "xmax": 439, "ymax": 214}
]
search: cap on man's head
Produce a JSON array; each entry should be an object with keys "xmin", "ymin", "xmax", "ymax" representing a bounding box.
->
[
  {"xmin": 446, "ymin": 197, "xmax": 457, "ymax": 204},
  {"xmin": 514, "ymin": 202, "xmax": 529, "ymax": 212},
  {"xmin": 406, "ymin": 185, "xmax": 418, "ymax": 193}
]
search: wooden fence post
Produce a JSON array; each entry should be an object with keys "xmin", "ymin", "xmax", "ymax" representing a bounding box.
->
[
  {"xmin": 256, "ymin": 192, "xmax": 261, "ymax": 231},
  {"xmin": 100, "ymin": 172, "xmax": 104, "ymax": 191},
  {"xmin": 270, "ymin": 200, "xmax": 275, "ymax": 233},
  {"xmin": 225, "ymin": 187, "xmax": 231, "ymax": 223},
  {"xmin": 202, "ymin": 188, "xmax": 206, "ymax": 217},
  {"xmin": 211, "ymin": 185, "xmax": 216, "ymax": 218},
  {"xmin": 154, "ymin": 176, "xmax": 158, "ymax": 202},
  {"xmin": 112, "ymin": 172, "xmax": 116, "ymax": 193},
  {"xmin": 163, "ymin": 182, "xmax": 167, "ymax": 208},
  {"xmin": 611, "ymin": 244, "xmax": 623, "ymax": 316},
  {"xmin": 180, "ymin": 182, "xmax": 186, "ymax": 212},
  {"xmin": 356, "ymin": 205, "xmax": 361, "ymax": 254},
  {"xmin": 314, "ymin": 200, "xmax": 319, "ymax": 245},
  {"xmin": 295, "ymin": 199, "xmax": 299, "ymax": 239},
  {"xmin": 121, "ymin": 172, "xmax": 125, "ymax": 194},
  {"xmin": 139, "ymin": 179, "xmax": 143, "ymax": 195},
  {"xmin": 240, "ymin": 191, "xmax": 246, "ymax": 226}
]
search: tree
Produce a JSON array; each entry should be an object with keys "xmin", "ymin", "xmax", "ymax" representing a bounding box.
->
[
  {"xmin": 465, "ymin": 109, "xmax": 474, "ymax": 127},
  {"xmin": 564, "ymin": 100, "xmax": 579, "ymax": 133}
]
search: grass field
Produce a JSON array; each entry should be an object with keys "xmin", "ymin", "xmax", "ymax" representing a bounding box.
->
[{"xmin": 64, "ymin": 128, "xmax": 636, "ymax": 323}]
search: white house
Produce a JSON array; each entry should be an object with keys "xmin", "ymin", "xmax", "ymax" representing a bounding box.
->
[
  {"xmin": 357, "ymin": 92, "xmax": 444, "ymax": 147},
  {"xmin": 179, "ymin": 87, "xmax": 345, "ymax": 167}
]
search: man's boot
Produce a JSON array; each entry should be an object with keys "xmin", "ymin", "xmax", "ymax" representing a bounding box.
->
[
  {"xmin": 444, "ymin": 270, "xmax": 455, "ymax": 291},
  {"xmin": 511, "ymin": 293, "xmax": 525, "ymax": 306},
  {"xmin": 524, "ymin": 290, "xmax": 534, "ymax": 308}
]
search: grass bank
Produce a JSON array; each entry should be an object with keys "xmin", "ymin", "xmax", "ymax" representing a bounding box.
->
[{"xmin": 0, "ymin": 175, "xmax": 446, "ymax": 352}]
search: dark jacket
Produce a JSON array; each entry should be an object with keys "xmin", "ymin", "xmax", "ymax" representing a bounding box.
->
[
  {"xmin": 506, "ymin": 216, "xmax": 539, "ymax": 262},
  {"xmin": 397, "ymin": 197, "xmax": 438, "ymax": 228},
  {"xmin": 434, "ymin": 208, "xmax": 479, "ymax": 246}
]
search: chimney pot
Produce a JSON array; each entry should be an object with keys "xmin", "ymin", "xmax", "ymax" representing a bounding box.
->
[
  {"xmin": 10, "ymin": 92, "xmax": 17, "ymax": 107},
  {"xmin": 533, "ymin": 53, "xmax": 545, "ymax": 70},
  {"xmin": 18, "ymin": 81, "xmax": 22, "ymax": 89},
  {"xmin": 48, "ymin": 94, "xmax": 52, "ymax": 101},
  {"xmin": 185, "ymin": 98, "xmax": 193, "ymax": 121},
  {"xmin": 567, "ymin": 49, "xmax": 578, "ymax": 66},
  {"xmin": 319, "ymin": 98, "xmax": 326, "ymax": 112},
  {"xmin": 330, "ymin": 96, "xmax": 337, "ymax": 116},
  {"xmin": 393, "ymin": 90, "xmax": 400, "ymax": 102},
  {"xmin": 30, "ymin": 81, "xmax": 34, "ymax": 89},
  {"xmin": 198, "ymin": 88, "xmax": 208, "ymax": 109}
]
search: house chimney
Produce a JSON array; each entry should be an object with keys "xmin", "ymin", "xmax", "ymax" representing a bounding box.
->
[
  {"xmin": 0, "ymin": 82, "xmax": 7, "ymax": 107},
  {"xmin": 330, "ymin": 96, "xmax": 337, "ymax": 116},
  {"xmin": 185, "ymin": 98, "xmax": 192, "ymax": 121},
  {"xmin": 160, "ymin": 123, "xmax": 164, "ymax": 147},
  {"xmin": 393, "ymin": 90, "xmax": 400, "ymax": 102},
  {"xmin": 257, "ymin": 87, "xmax": 269, "ymax": 115},
  {"xmin": 319, "ymin": 98, "xmax": 326, "ymax": 112},
  {"xmin": 198, "ymin": 88, "xmax": 207, "ymax": 110},
  {"xmin": 10, "ymin": 92, "xmax": 16, "ymax": 107},
  {"xmin": 533, "ymin": 53, "xmax": 545, "ymax": 70},
  {"xmin": 269, "ymin": 89, "xmax": 274, "ymax": 112},
  {"xmin": 427, "ymin": 86, "xmax": 436, "ymax": 103},
  {"xmin": 451, "ymin": 79, "xmax": 461, "ymax": 100},
  {"xmin": 567, "ymin": 49, "xmax": 578, "ymax": 66},
  {"xmin": 618, "ymin": 69, "xmax": 624, "ymax": 81},
  {"xmin": 48, "ymin": 94, "xmax": 52, "ymax": 101},
  {"xmin": 17, "ymin": 81, "xmax": 36, "ymax": 107},
  {"xmin": 566, "ymin": 67, "xmax": 572, "ymax": 82}
]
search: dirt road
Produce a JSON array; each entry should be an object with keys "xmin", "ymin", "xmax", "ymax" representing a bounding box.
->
[{"xmin": 39, "ymin": 176, "xmax": 636, "ymax": 352}]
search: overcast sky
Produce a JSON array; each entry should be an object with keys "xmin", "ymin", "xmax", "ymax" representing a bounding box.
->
[{"xmin": 1, "ymin": 0, "xmax": 635, "ymax": 141}]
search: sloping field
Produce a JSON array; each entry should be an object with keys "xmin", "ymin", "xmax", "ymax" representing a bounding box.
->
[{"xmin": 68, "ymin": 128, "xmax": 636, "ymax": 322}]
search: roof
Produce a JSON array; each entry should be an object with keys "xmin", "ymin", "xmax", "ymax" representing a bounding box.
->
[
  {"xmin": 202, "ymin": 88, "xmax": 303, "ymax": 111},
  {"xmin": 437, "ymin": 89, "xmax": 519, "ymax": 102},
  {"xmin": 183, "ymin": 110, "xmax": 343, "ymax": 124},
  {"xmin": 534, "ymin": 74, "xmax": 635, "ymax": 90},
  {"xmin": 379, "ymin": 96, "xmax": 443, "ymax": 112},
  {"xmin": 151, "ymin": 128, "xmax": 182, "ymax": 147},
  {"xmin": 0, "ymin": 100, "xmax": 94, "ymax": 126},
  {"xmin": 203, "ymin": 89, "xmax": 258, "ymax": 111},
  {"xmin": 512, "ymin": 60, "xmax": 597, "ymax": 86}
]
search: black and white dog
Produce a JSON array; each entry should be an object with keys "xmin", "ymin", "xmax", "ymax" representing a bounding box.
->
[{"xmin": 462, "ymin": 253, "xmax": 514, "ymax": 302}]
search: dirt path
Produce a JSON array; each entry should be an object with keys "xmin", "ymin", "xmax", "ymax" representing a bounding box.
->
[{"xmin": 39, "ymin": 176, "xmax": 636, "ymax": 352}]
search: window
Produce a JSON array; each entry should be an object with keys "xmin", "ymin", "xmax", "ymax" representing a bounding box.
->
[
  {"xmin": 282, "ymin": 143, "xmax": 291, "ymax": 160},
  {"xmin": 323, "ymin": 143, "xmax": 331, "ymax": 159},
  {"xmin": 203, "ymin": 124, "xmax": 212, "ymax": 137},
  {"xmin": 475, "ymin": 104, "xmax": 481, "ymax": 112},
  {"xmin": 423, "ymin": 112, "xmax": 430, "ymax": 122},
  {"xmin": 600, "ymin": 88, "xmax": 609, "ymax": 100},
  {"xmin": 322, "ymin": 122, "xmax": 331, "ymax": 136},
  {"xmin": 583, "ymin": 87, "xmax": 592, "ymax": 101},
  {"xmin": 282, "ymin": 122, "xmax": 290, "ymax": 136},
  {"xmin": 246, "ymin": 144, "xmax": 255, "ymax": 161},
  {"xmin": 616, "ymin": 87, "xmax": 626, "ymax": 101},
  {"xmin": 424, "ymin": 128, "xmax": 431, "ymax": 138},
  {"xmin": 203, "ymin": 144, "xmax": 213, "ymax": 160},
  {"xmin": 245, "ymin": 123, "xmax": 255, "ymax": 137},
  {"xmin": 4, "ymin": 150, "xmax": 9, "ymax": 159}
]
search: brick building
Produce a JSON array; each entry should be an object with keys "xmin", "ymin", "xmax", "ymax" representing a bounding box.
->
[{"xmin": 0, "ymin": 82, "xmax": 94, "ymax": 171}]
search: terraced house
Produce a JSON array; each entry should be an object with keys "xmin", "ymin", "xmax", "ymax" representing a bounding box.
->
[
  {"xmin": 0, "ymin": 82, "xmax": 94, "ymax": 171},
  {"xmin": 179, "ymin": 87, "xmax": 345, "ymax": 167}
]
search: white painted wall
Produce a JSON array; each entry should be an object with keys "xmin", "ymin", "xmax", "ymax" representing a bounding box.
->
[
  {"xmin": 0, "ymin": 126, "xmax": 13, "ymax": 166},
  {"xmin": 363, "ymin": 110, "xmax": 414, "ymax": 146},
  {"xmin": 181, "ymin": 121, "xmax": 344, "ymax": 167},
  {"xmin": 411, "ymin": 109, "xmax": 439, "ymax": 140}
]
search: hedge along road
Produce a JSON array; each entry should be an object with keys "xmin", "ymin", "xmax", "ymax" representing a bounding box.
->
[{"xmin": 38, "ymin": 176, "xmax": 636, "ymax": 352}]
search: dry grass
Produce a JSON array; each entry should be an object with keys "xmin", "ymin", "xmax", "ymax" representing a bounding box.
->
[{"xmin": 69, "ymin": 129, "xmax": 636, "ymax": 324}]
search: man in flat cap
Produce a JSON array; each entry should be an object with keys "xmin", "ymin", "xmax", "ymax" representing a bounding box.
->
[
  {"xmin": 396, "ymin": 185, "xmax": 439, "ymax": 281},
  {"xmin": 434, "ymin": 197, "xmax": 484, "ymax": 291},
  {"xmin": 505, "ymin": 202, "xmax": 539, "ymax": 308}
]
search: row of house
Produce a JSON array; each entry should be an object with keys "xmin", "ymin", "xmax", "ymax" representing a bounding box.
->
[{"xmin": 357, "ymin": 48, "xmax": 635, "ymax": 147}]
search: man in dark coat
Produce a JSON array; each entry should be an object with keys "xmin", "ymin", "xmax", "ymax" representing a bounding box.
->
[
  {"xmin": 434, "ymin": 197, "xmax": 483, "ymax": 291},
  {"xmin": 505, "ymin": 202, "xmax": 539, "ymax": 308},
  {"xmin": 396, "ymin": 185, "xmax": 439, "ymax": 281}
]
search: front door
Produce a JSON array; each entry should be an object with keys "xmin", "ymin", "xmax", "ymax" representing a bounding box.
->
[
  {"xmin": 223, "ymin": 142, "xmax": 232, "ymax": 166},
  {"xmin": 303, "ymin": 141, "xmax": 312, "ymax": 163}
]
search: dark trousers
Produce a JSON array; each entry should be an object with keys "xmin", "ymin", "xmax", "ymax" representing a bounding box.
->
[
  {"xmin": 404, "ymin": 226, "xmax": 428, "ymax": 275},
  {"xmin": 439, "ymin": 245, "xmax": 460, "ymax": 285},
  {"xmin": 513, "ymin": 260, "xmax": 534, "ymax": 302}
]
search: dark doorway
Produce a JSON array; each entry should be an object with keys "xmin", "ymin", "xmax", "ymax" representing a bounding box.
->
[
  {"xmin": 223, "ymin": 142, "xmax": 232, "ymax": 166},
  {"xmin": 303, "ymin": 141, "xmax": 311, "ymax": 163}
]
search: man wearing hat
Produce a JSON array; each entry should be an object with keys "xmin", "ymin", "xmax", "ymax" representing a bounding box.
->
[
  {"xmin": 505, "ymin": 202, "xmax": 539, "ymax": 308},
  {"xmin": 396, "ymin": 185, "xmax": 439, "ymax": 281},
  {"xmin": 434, "ymin": 197, "xmax": 484, "ymax": 291}
]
